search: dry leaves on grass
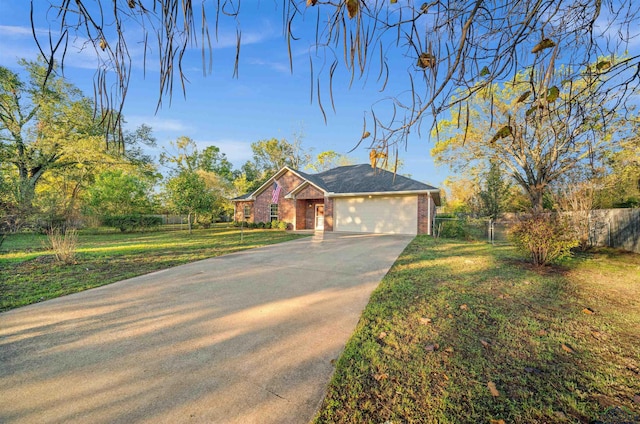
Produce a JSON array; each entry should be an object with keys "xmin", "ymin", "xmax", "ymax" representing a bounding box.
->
[
  {"xmin": 419, "ymin": 317, "xmax": 432, "ymax": 325},
  {"xmin": 582, "ymin": 307, "xmax": 595, "ymax": 314},
  {"xmin": 373, "ymin": 372, "xmax": 388, "ymax": 381},
  {"xmin": 487, "ymin": 381, "xmax": 500, "ymax": 397},
  {"xmin": 561, "ymin": 343, "xmax": 575, "ymax": 354},
  {"xmin": 480, "ymin": 339, "xmax": 492, "ymax": 348},
  {"xmin": 490, "ymin": 420, "xmax": 506, "ymax": 424}
]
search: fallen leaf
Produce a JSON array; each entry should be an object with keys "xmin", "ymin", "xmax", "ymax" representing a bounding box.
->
[
  {"xmin": 591, "ymin": 331, "xmax": 602, "ymax": 339},
  {"xmin": 538, "ymin": 329, "xmax": 548, "ymax": 336},
  {"xmin": 561, "ymin": 343, "xmax": 575, "ymax": 354},
  {"xmin": 373, "ymin": 372, "xmax": 388, "ymax": 381},
  {"xmin": 378, "ymin": 331, "xmax": 387, "ymax": 340},
  {"xmin": 626, "ymin": 363, "xmax": 640, "ymax": 374},
  {"xmin": 490, "ymin": 420, "xmax": 506, "ymax": 424},
  {"xmin": 447, "ymin": 313, "xmax": 453, "ymax": 319},
  {"xmin": 419, "ymin": 317, "xmax": 432, "ymax": 325},
  {"xmin": 460, "ymin": 304, "xmax": 468, "ymax": 310},
  {"xmin": 487, "ymin": 381, "xmax": 500, "ymax": 397},
  {"xmin": 582, "ymin": 307, "xmax": 595, "ymax": 314},
  {"xmin": 444, "ymin": 347, "xmax": 454, "ymax": 353},
  {"xmin": 443, "ymin": 374, "xmax": 449, "ymax": 381},
  {"xmin": 633, "ymin": 394, "xmax": 640, "ymax": 404},
  {"xmin": 425, "ymin": 343, "xmax": 439, "ymax": 352},
  {"xmin": 480, "ymin": 339, "xmax": 491, "ymax": 348}
]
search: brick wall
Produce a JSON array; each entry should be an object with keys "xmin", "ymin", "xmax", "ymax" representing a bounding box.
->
[
  {"xmin": 254, "ymin": 171, "xmax": 305, "ymax": 223},
  {"xmin": 295, "ymin": 200, "xmax": 307, "ymax": 230},
  {"xmin": 234, "ymin": 201, "xmax": 253, "ymax": 222},
  {"xmin": 297, "ymin": 185, "xmax": 325, "ymax": 200},
  {"xmin": 417, "ymin": 194, "xmax": 433, "ymax": 235},
  {"xmin": 324, "ymin": 197, "xmax": 334, "ymax": 231}
]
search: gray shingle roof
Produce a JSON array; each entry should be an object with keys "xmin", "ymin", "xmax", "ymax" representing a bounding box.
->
[
  {"xmin": 231, "ymin": 192, "xmax": 252, "ymax": 201},
  {"xmin": 232, "ymin": 164, "xmax": 439, "ymax": 201},
  {"xmin": 315, "ymin": 164, "xmax": 438, "ymax": 193}
]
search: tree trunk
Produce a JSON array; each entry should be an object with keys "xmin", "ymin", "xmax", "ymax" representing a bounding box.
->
[
  {"xmin": 187, "ymin": 212, "xmax": 193, "ymax": 234},
  {"xmin": 528, "ymin": 187, "xmax": 545, "ymax": 214}
]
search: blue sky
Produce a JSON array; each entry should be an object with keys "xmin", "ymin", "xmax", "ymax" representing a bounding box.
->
[{"xmin": 0, "ymin": 1, "xmax": 448, "ymax": 186}]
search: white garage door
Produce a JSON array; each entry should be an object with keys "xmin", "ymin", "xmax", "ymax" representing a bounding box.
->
[{"xmin": 334, "ymin": 195, "xmax": 418, "ymax": 235}]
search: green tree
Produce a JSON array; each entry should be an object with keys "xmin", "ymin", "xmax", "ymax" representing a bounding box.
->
[
  {"xmin": 0, "ymin": 60, "xmax": 120, "ymax": 228},
  {"xmin": 432, "ymin": 66, "xmax": 633, "ymax": 212},
  {"xmin": 164, "ymin": 171, "xmax": 215, "ymax": 233},
  {"xmin": 250, "ymin": 138, "xmax": 297, "ymax": 175},
  {"xmin": 478, "ymin": 161, "xmax": 510, "ymax": 219},
  {"xmin": 199, "ymin": 145, "xmax": 234, "ymax": 181},
  {"xmin": 85, "ymin": 170, "xmax": 155, "ymax": 217}
]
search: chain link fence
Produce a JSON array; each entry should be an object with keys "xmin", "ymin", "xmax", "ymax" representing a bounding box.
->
[{"xmin": 434, "ymin": 208, "xmax": 639, "ymax": 254}]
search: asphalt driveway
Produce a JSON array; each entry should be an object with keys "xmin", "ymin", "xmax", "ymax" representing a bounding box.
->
[{"xmin": 0, "ymin": 232, "xmax": 413, "ymax": 424}]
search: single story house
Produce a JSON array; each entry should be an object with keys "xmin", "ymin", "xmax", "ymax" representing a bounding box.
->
[{"xmin": 231, "ymin": 164, "xmax": 441, "ymax": 235}]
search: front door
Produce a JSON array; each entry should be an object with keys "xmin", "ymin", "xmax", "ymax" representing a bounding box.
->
[{"xmin": 315, "ymin": 204, "xmax": 325, "ymax": 230}]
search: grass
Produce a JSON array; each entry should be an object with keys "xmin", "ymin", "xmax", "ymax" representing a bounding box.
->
[
  {"xmin": 0, "ymin": 226, "xmax": 308, "ymax": 312},
  {"xmin": 314, "ymin": 237, "xmax": 640, "ymax": 423}
]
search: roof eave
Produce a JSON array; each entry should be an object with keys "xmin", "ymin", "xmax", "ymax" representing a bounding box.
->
[{"xmin": 326, "ymin": 189, "xmax": 440, "ymax": 198}]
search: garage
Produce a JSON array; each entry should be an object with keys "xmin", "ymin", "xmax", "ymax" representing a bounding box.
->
[{"xmin": 334, "ymin": 195, "xmax": 418, "ymax": 235}]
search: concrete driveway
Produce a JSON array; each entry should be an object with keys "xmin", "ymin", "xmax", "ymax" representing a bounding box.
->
[{"xmin": 0, "ymin": 232, "xmax": 412, "ymax": 424}]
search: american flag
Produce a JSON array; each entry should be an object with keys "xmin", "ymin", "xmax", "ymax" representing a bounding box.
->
[{"xmin": 271, "ymin": 182, "xmax": 281, "ymax": 203}]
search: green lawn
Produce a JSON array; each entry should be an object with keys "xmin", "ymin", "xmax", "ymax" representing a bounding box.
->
[
  {"xmin": 314, "ymin": 237, "xmax": 640, "ymax": 423},
  {"xmin": 0, "ymin": 226, "xmax": 308, "ymax": 312}
]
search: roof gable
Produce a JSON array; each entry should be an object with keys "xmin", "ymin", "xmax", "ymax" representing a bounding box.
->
[{"xmin": 232, "ymin": 164, "xmax": 440, "ymax": 205}]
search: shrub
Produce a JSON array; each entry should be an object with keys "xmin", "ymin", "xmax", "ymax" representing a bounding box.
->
[
  {"xmin": 278, "ymin": 220, "xmax": 288, "ymax": 230},
  {"xmin": 509, "ymin": 214, "xmax": 579, "ymax": 266},
  {"xmin": 264, "ymin": 221, "xmax": 272, "ymax": 229},
  {"xmin": 102, "ymin": 215, "xmax": 162, "ymax": 232},
  {"xmin": 437, "ymin": 219, "xmax": 468, "ymax": 239},
  {"xmin": 47, "ymin": 228, "xmax": 78, "ymax": 264}
]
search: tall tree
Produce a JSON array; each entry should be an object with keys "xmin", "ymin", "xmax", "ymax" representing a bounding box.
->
[
  {"xmin": 307, "ymin": 150, "xmax": 354, "ymax": 172},
  {"xmin": 30, "ymin": 1, "xmax": 640, "ymax": 153},
  {"xmin": 478, "ymin": 161, "xmax": 510, "ymax": 219},
  {"xmin": 0, "ymin": 60, "xmax": 118, "ymax": 227},
  {"xmin": 432, "ymin": 66, "xmax": 634, "ymax": 212},
  {"xmin": 250, "ymin": 138, "xmax": 297, "ymax": 175},
  {"xmin": 160, "ymin": 136, "xmax": 234, "ymax": 226}
]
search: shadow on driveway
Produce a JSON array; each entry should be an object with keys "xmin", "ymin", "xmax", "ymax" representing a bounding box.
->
[{"xmin": 0, "ymin": 232, "xmax": 412, "ymax": 424}]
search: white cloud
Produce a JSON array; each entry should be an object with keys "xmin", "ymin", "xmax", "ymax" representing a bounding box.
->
[
  {"xmin": 0, "ymin": 25, "xmax": 50, "ymax": 37},
  {"xmin": 125, "ymin": 116, "xmax": 190, "ymax": 133},
  {"xmin": 246, "ymin": 58, "xmax": 291, "ymax": 74}
]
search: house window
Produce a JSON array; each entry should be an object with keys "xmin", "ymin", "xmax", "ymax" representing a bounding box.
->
[
  {"xmin": 270, "ymin": 203, "xmax": 278, "ymax": 221},
  {"xmin": 243, "ymin": 205, "xmax": 251, "ymax": 219}
]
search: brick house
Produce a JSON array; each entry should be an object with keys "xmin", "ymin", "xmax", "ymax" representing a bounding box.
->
[{"xmin": 232, "ymin": 164, "xmax": 441, "ymax": 235}]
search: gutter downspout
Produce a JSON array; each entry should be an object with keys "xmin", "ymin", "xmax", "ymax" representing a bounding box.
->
[{"xmin": 427, "ymin": 192, "xmax": 432, "ymax": 235}]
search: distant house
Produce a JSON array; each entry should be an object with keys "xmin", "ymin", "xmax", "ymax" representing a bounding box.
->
[{"xmin": 231, "ymin": 164, "xmax": 441, "ymax": 235}]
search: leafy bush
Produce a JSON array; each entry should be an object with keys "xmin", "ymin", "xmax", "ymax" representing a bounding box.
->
[
  {"xmin": 509, "ymin": 214, "xmax": 579, "ymax": 266},
  {"xmin": 264, "ymin": 221, "xmax": 272, "ymax": 229},
  {"xmin": 437, "ymin": 219, "xmax": 469, "ymax": 239},
  {"xmin": 102, "ymin": 215, "xmax": 162, "ymax": 232},
  {"xmin": 270, "ymin": 220, "xmax": 289, "ymax": 230},
  {"xmin": 47, "ymin": 228, "xmax": 78, "ymax": 264}
]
